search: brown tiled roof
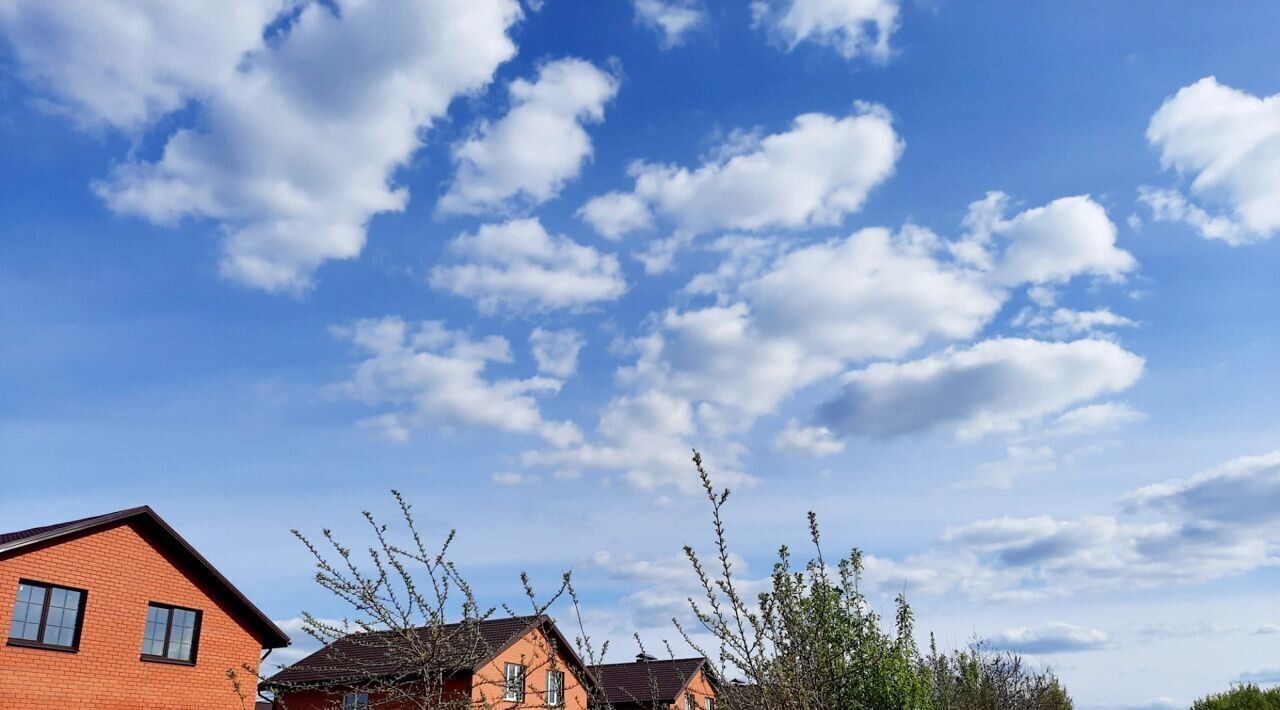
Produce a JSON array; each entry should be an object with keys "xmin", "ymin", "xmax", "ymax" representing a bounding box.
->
[
  {"xmin": 589, "ymin": 657, "xmax": 709, "ymax": 705},
  {"xmin": 0, "ymin": 506, "xmax": 290, "ymax": 648},
  {"xmin": 266, "ymin": 615, "xmax": 586, "ymax": 690},
  {"xmin": 0, "ymin": 514, "xmax": 103, "ymax": 546}
]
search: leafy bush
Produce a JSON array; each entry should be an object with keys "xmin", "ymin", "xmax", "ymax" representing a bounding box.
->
[
  {"xmin": 680, "ymin": 451, "xmax": 1074, "ymax": 710},
  {"xmin": 1192, "ymin": 684, "xmax": 1280, "ymax": 710}
]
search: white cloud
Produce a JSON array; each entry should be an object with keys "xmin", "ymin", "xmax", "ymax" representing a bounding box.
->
[
  {"xmin": 1049, "ymin": 402, "xmax": 1146, "ymax": 437},
  {"xmin": 864, "ymin": 453, "xmax": 1280, "ymax": 601},
  {"xmin": 1126, "ymin": 451, "xmax": 1280, "ymax": 526},
  {"xmin": 970, "ymin": 445, "xmax": 1059, "ymax": 490},
  {"xmin": 1238, "ymin": 668, "xmax": 1280, "ymax": 684},
  {"xmin": 957, "ymin": 192, "xmax": 1137, "ymax": 286},
  {"xmin": 88, "ymin": 0, "xmax": 522, "ymax": 293},
  {"xmin": 0, "ymin": 0, "xmax": 293, "ymax": 131},
  {"xmin": 429, "ymin": 218, "xmax": 626, "ymax": 314},
  {"xmin": 522, "ymin": 390, "xmax": 756, "ymax": 492},
  {"xmin": 1014, "ymin": 307, "xmax": 1137, "ymax": 338},
  {"xmin": 1137, "ymin": 186, "xmax": 1247, "ymax": 245},
  {"xmin": 750, "ymin": 0, "xmax": 899, "ymax": 62},
  {"xmin": 773, "ymin": 419, "xmax": 845, "ymax": 456},
  {"xmin": 439, "ymin": 58, "xmax": 619, "ymax": 215},
  {"xmin": 1144, "ymin": 77, "xmax": 1280, "ymax": 244},
  {"xmin": 529, "ymin": 328, "xmax": 585, "ymax": 378},
  {"xmin": 492, "ymin": 471, "xmax": 540, "ymax": 486},
  {"xmin": 580, "ymin": 104, "xmax": 902, "ymax": 243},
  {"xmin": 575, "ymin": 192, "xmax": 654, "ymax": 240},
  {"xmin": 334, "ymin": 317, "xmax": 580, "ymax": 447},
  {"xmin": 984, "ymin": 622, "xmax": 1110, "ymax": 654},
  {"xmin": 537, "ymin": 193, "xmax": 1139, "ymax": 491},
  {"xmin": 633, "ymin": 0, "xmax": 707, "ymax": 48},
  {"xmin": 817, "ymin": 338, "xmax": 1145, "ymax": 440}
]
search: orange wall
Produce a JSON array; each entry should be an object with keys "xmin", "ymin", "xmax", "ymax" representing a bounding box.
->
[
  {"xmin": 672, "ymin": 668, "xmax": 716, "ymax": 710},
  {"xmin": 0, "ymin": 521, "xmax": 268, "ymax": 709},
  {"xmin": 471, "ymin": 624, "xmax": 589, "ymax": 710}
]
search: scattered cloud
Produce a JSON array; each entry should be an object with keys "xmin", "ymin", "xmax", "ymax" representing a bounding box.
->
[
  {"xmin": 91, "ymin": 0, "xmax": 523, "ymax": 293},
  {"xmin": 1125, "ymin": 451, "xmax": 1280, "ymax": 526},
  {"xmin": 529, "ymin": 328, "xmax": 585, "ymax": 378},
  {"xmin": 429, "ymin": 219, "xmax": 626, "ymax": 314},
  {"xmin": 750, "ymin": 0, "xmax": 899, "ymax": 62},
  {"xmin": 773, "ymin": 419, "xmax": 845, "ymax": 456},
  {"xmin": 1014, "ymin": 307, "xmax": 1137, "ymax": 339},
  {"xmin": 0, "ymin": 0, "xmax": 293, "ymax": 131},
  {"xmin": 633, "ymin": 0, "xmax": 707, "ymax": 48},
  {"xmin": 580, "ymin": 104, "xmax": 902, "ymax": 251},
  {"xmin": 984, "ymin": 622, "xmax": 1110, "ymax": 654},
  {"xmin": 334, "ymin": 317, "xmax": 580, "ymax": 446},
  {"xmin": 492, "ymin": 471, "xmax": 541, "ymax": 486},
  {"xmin": 1143, "ymin": 77, "xmax": 1280, "ymax": 244},
  {"xmin": 817, "ymin": 338, "xmax": 1145, "ymax": 440},
  {"xmin": 439, "ymin": 58, "xmax": 619, "ymax": 215},
  {"xmin": 863, "ymin": 452, "xmax": 1280, "ymax": 601},
  {"xmin": 1239, "ymin": 668, "xmax": 1280, "ymax": 684},
  {"xmin": 1048, "ymin": 402, "xmax": 1146, "ymax": 437}
]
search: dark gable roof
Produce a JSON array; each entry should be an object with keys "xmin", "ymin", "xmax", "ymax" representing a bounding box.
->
[
  {"xmin": 0, "ymin": 506, "xmax": 290, "ymax": 649},
  {"xmin": 590, "ymin": 657, "xmax": 710, "ymax": 705},
  {"xmin": 267, "ymin": 614, "xmax": 591, "ymax": 690}
]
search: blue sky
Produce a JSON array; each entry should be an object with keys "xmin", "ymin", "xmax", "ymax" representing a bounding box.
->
[{"xmin": 2, "ymin": 0, "xmax": 1280, "ymax": 706}]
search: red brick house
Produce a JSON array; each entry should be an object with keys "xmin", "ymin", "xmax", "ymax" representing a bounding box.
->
[
  {"xmin": 1, "ymin": 506, "xmax": 290, "ymax": 709},
  {"xmin": 589, "ymin": 655, "xmax": 718, "ymax": 710},
  {"xmin": 265, "ymin": 615, "xmax": 595, "ymax": 709}
]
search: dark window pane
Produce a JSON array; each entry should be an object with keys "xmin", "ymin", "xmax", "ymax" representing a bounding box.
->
[
  {"xmin": 142, "ymin": 605, "xmax": 171, "ymax": 657},
  {"xmin": 41, "ymin": 588, "xmax": 81, "ymax": 647},
  {"xmin": 8, "ymin": 582, "xmax": 47, "ymax": 641}
]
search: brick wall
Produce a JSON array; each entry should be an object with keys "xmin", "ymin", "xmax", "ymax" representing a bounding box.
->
[{"xmin": 0, "ymin": 521, "xmax": 267, "ymax": 709}]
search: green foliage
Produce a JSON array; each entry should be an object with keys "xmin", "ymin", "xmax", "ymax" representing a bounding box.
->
[
  {"xmin": 927, "ymin": 639, "xmax": 1073, "ymax": 710},
  {"xmin": 680, "ymin": 451, "xmax": 1075, "ymax": 710},
  {"xmin": 1192, "ymin": 684, "xmax": 1280, "ymax": 710}
]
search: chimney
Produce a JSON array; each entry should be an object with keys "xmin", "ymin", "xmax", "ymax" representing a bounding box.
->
[{"xmin": 636, "ymin": 652, "xmax": 658, "ymax": 662}]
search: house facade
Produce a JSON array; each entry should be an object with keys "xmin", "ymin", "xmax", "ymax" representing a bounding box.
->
[
  {"xmin": 589, "ymin": 655, "xmax": 718, "ymax": 710},
  {"xmin": 0, "ymin": 507, "xmax": 290, "ymax": 709},
  {"xmin": 267, "ymin": 615, "xmax": 593, "ymax": 710}
]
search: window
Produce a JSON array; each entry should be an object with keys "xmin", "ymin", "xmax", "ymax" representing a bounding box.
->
[
  {"xmin": 705, "ymin": 698, "xmax": 714, "ymax": 710},
  {"xmin": 6, "ymin": 580, "xmax": 86, "ymax": 651},
  {"xmin": 504, "ymin": 662, "xmax": 526, "ymax": 702},
  {"xmin": 140, "ymin": 603, "xmax": 202, "ymax": 664},
  {"xmin": 685, "ymin": 692, "xmax": 697, "ymax": 710},
  {"xmin": 342, "ymin": 693, "xmax": 369, "ymax": 710},
  {"xmin": 546, "ymin": 669, "xmax": 564, "ymax": 706}
]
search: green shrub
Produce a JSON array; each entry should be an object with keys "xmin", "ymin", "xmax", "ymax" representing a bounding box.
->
[{"xmin": 1192, "ymin": 684, "xmax": 1280, "ymax": 710}]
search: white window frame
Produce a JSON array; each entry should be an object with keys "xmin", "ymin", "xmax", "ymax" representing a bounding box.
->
[
  {"xmin": 546, "ymin": 669, "xmax": 565, "ymax": 706},
  {"xmin": 342, "ymin": 693, "xmax": 369, "ymax": 710},
  {"xmin": 705, "ymin": 698, "xmax": 714, "ymax": 710},
  {"xmin": 505, "ymin": 662, "xmax": 526, "ymax": 702},
  {"xmin": 686, "ymin": 691, "xmax": 697, "ymax": 710}
]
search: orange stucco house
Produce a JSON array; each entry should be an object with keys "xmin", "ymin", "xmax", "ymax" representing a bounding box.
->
[
  {"xmin": 0, "ymin": 506, "xmax": 290, "ymax": 709},
  {"xmin": 266, "ymin": 614, "xmax": 596, "ymax": 710}
]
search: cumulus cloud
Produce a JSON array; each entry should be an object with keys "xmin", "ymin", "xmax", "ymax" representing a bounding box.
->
[
  {"xmin": 633, "ymin": 0, "xmax": 707, "ymax": 48},
  {"xmin": 817, "ymin": 338, "xmax": 1145, "ymax": 440},
  {"xmin": 439, "ymin": 58, "xmax": 619, "ymax": 215},
  {"xmin": 750, "ymin": 0, "xmax": 899, "ymax": 62},
  {"xmin": 81, "ymin": 0, "xmax": 521, "ymax": 293},
  {"xmin": 1126, "ymin": 451, "xmax": 1280, "ymax": 526},
  {"xmin": 429, "ymin": 219, "xmax": 626, "ymax": 314},
  {"xmin": 522, "ymin": 390, "xmax": 755, "ymax": 492},
  {"xmin": 334, "ymin": 317, "xmax": 580, "ymax": 447},
  {"xmin": 773, "ymin": 419, "xmax": 845, "ymax": 456},
  {"xmin": 529, "ymin": 328, "xmax": 585, "ymax": 378},
  {"xmin": 1144, "ymin": 77, "xmax": 1280, "ymax": 244},
  {"xmin": 579, "ymin": 104, "xmax": 902, "ymax": 244},
  {"xmin": 957, "ymin": 192, "xmax": 1137, "ymax": 286},
  {"xmin": 537, "ymin": 192, "xmax": 1139, "ymax": 490},
  {"xmin": 0, "ymin": 0, "xmax": 293, "ymax": 131},
  {"xmin": 984, "ymin": 622, "xmax": 1110, "ymax": 654}
]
